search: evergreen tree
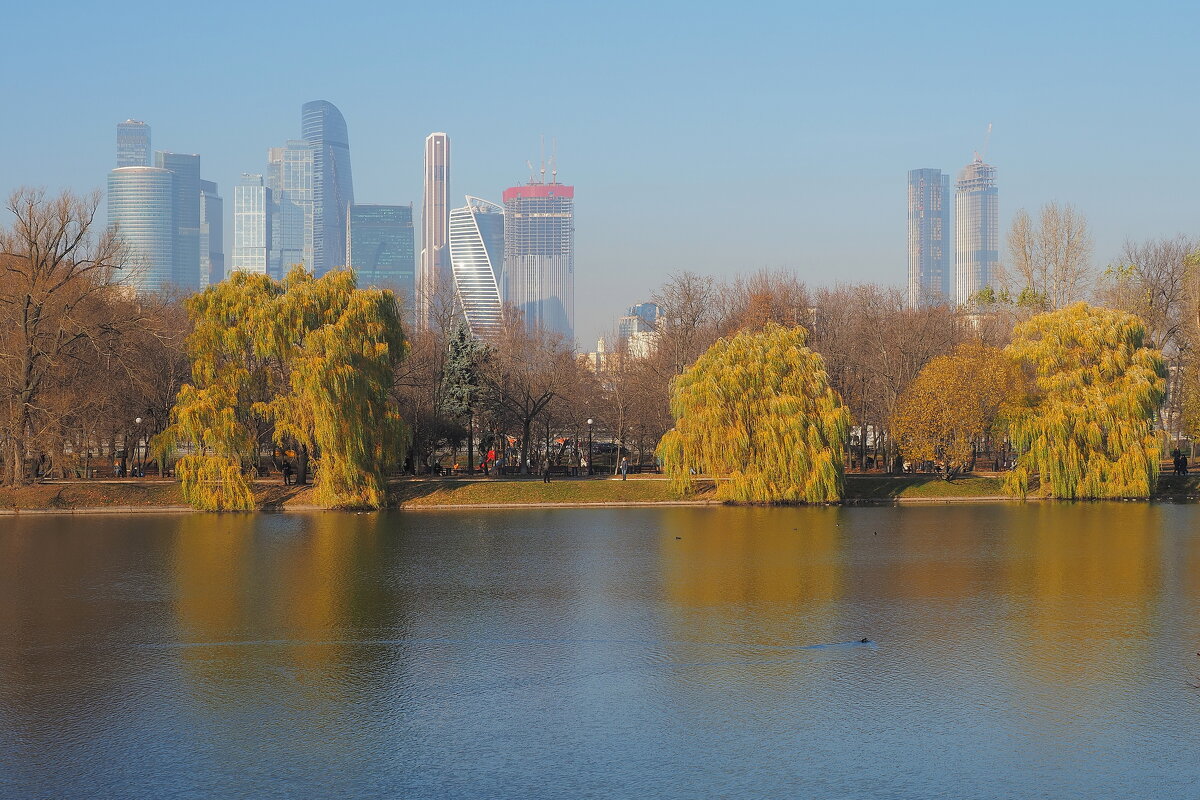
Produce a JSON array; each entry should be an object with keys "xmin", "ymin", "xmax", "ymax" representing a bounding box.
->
[
  {"xmin": 440, "ymin": 321, "xmax": 489, "ymax": 472},
  {"xmin": 658, "ymin": 322, "xmax": 850, "ymax": 503},
  {"xmin": 1003, "ymin": 302, "xmax": 1166, "ymax": 499}
]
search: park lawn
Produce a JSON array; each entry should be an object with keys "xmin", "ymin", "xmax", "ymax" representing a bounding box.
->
[
  {"xmin": 844, "ymin": 475, "xmax": 1008, "ymax": 500},
  {"xmin": 387, "ymin": 477, "xmax": 716, "ymax": 507},
  {"xmin": 0, "ymin": 481, "xmax": 186, "ymax": 510}
]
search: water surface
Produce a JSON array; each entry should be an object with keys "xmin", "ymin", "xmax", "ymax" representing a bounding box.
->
[{"xmin": 2, "ymin": 504, "xmax": 1199, "ymax": 798}]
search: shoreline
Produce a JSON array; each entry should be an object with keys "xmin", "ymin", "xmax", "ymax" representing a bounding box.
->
[{"xmin": 0, "ymin": 474, "xmax": 1193, "ymax": 514}]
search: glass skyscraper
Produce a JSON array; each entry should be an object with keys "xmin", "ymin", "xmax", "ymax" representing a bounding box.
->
[
  {"xmin": 448, "ymin": 197, "xmax": 504, "ymax": 338},
  {"xmin": 419, "ymin": 132, "xmax": 451, "ymax": 327},
  {"xmin": 267, "ymin": 140, "xmax": 315, "ymax": 278},
  {"xmin": 107, "ymin": 166, "xmax": 174, "ymax": 292},
  {"xmin": 346, "ymin": 204, "xmax": 416, "ymax": 300},
  {"xmin": 502, "ymin": 181, "xmax": 575, "ymax": 341},
  {"xmin": 200, "ymin": 180, "xmax": 224, "ymax": 288},
  {"xmin": 117, "ymin": 120, "xmax": 151, "ymax": 167},
  {"xmin": 232, "ymin": 174, "xmax": 271, "ymax": 275},
  {"xmin": 153, "ymin": 151, "xmax": 201, "ymax": 291},
  {"xmin": 907, "ymin": 168, "xmax": 951, "ymax": 307},
  {"xmin": 954, "ymin": 157, "xmax": 999, "ymax": 306},
  {"xmin": 301, "ymin": 100, "xmax": 353, "ymax": 275}
]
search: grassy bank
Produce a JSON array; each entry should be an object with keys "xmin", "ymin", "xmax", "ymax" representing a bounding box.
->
[{"xmin": 3, "ymin": 473, "xmax": 1197, "ymax": 512}]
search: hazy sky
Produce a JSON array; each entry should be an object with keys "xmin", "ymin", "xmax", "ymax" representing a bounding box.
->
[{"xmin": 3, "ymin": 0, "xmax": 1199, "ymax": 345}]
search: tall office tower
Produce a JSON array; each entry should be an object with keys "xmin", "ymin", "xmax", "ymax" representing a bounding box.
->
[
  {"xmin": 419, "ymin": 132, "xmax": 451, "ymax": 327},
  {"xmin": 618, "ymin": 302, "xmax": 661, "ymax": 340},
  {"xmin": 502, "ymin": 180, "xmax": 575, "ymax": 340},
  {"xmin": 954, "ymin": 157, "xmax": 999, "ymax": 306},
  {"xmin": 199, "ymin": 180, "xmax": 224, "ymax": 288},
  {"xmin": 117, "ymin": 120, "xmax": 151, "ymax": 167},
  {"xmin": 346, "ymin": 204, "xmax": 416, "ymax": 299},
  {"xmin": 267, "ymin": 140, "xmax": 315, "ymax": 277},
  {"xmin": 153, "ymin": 151, "xmax": 202, "ymax": 291},
  {"xmin": 107, "ymin": 166, "xmax": 174, "ymax": 292},
  {"xmin": 448, "ymin": 196, "xmax": 505, "ymax": 338},
  {"xmin": 232, "ymin": 174, "xmax": 271, "ymax": 275},
  {"xmin": 906, "ymin": 168, "xmax": 951, "ymax": 307},
  {"xmin": 301, "ymin": 100, "xmax": 354, "ymax": 275}
]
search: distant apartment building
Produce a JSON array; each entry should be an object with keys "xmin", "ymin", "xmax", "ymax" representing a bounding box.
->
[
  {"xmin": 267, "ymin": 140, "xmax": 315, "ymax": 277},
  {"xmin": 153, "ymin": 152, "xmax": 201, "ymax": 291},
  {"xmin": 107, "ymin": 166, "xmax": 174, "ymax": 292},
  {"xmin": 448, "ymin": 197, "xmax": 504, "ymax": 338},
  {"xmin": 232, "ymin": 174, "xmax": 271, "ymax": 275},
  {"xmin": 906, "ymin": 168, "xmax": 951, "ymax": 307},
  {"xmin": 117, "ymin": 120, "xmax": 151, "ymax": 167},
  {"xmin": 346, "ymin": 204, "xmax": 416, "ymax": 300},
  {"xmin": 199, "ymin": 180, "xmax": 224, "ymax": 287},
  {"xmin": 302, "ymin": 100, "xmax": 354, "ymax": 275},
  {"xmin": 954, "ymin": 157, "xmax": 999, "ymax": 306},
  {"xmin": 502, "ymin": 181, "xmax": 574, "ymax": 341},
  {"xmin": 419, "ymin": 132, "xmax": 451, "ymax": 327}
]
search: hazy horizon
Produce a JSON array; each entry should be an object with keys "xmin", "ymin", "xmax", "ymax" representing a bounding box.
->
[{"xmin": 4, "ymin": 0, "xmax": 1199, "ymax": 345}]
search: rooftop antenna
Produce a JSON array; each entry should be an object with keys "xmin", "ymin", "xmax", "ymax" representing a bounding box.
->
[
  {"xmin": 539, "ymin": 135, "xmax": 546, "ymax": 184},
  {"xmin": 551, "ymin": 137, "xmax": 558, "ymax": 184}
]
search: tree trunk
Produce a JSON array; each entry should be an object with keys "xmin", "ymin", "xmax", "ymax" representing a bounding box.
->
[
  {"xmin": 296, "ymin": 443, "xmax": 310, "ymax": 485},
  {"xmin": 520, "ymin": 418, "xmax": 532, "ymax": 475},
  {"xmin": 467, "ymin": 411, "xmax": 475, "ymax": 474}
]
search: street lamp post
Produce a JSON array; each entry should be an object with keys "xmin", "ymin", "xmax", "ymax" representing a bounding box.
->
[
  {"xmin": 134, "ymin": 417, "xmax": 142, "ymax": 477},
  {"xmin": 586, "ymin": 419, "xmax": 593, "ymax": 477}
]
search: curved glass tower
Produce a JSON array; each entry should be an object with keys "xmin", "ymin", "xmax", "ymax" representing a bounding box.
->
[
  {"xmin": 449, "ymin": 197, "xmax": 505, "ymax": 338},
  {"xmin": 301, "ymin": 100, "xmax": 354, "ymax": 275},
  {"xmin": 107, "ymin": 166, "xmax": 174, "ymax": 293}
]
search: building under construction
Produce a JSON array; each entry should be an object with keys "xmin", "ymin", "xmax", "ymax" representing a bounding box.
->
[{"xmin": 501, "ymin": 178, "xmax": 575, "ymax": 341}]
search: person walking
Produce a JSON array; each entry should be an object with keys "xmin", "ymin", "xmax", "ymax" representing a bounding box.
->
[
  {"xmin": 620, "ymin": 456, "xmax": 629, "ymax": 480},
  {"xmin": 543, "ymin": 460, "xmax": 552, "ymax": 483},
  {"xmin": 282, "ymin": 462, "xmax": 293, "ymax": 486}
]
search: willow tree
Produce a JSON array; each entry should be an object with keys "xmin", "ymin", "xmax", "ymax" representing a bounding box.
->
[
  {"xmin": 254, "ymin": 269, "xmax": 408, "ymax": 509},
  {"xmin": 156, "ymin": 268, "xmax": 407, "ymax": 510},
  {"xmin": 658, "ymin": 322, "xmax": 850, "ymax": 503},
  {"xmin": 892, "ymin": 342, "xmax": 1015, "ymax": 477},
  {"xmin": 1003, "ymin": 302, "xmax": 1166, "ymax": 499}
]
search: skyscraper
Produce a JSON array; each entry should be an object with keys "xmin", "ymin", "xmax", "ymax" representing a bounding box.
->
[
  {"xmin": 301, "ymin": 100, "xmax": 354, "ymax": 275},
  {"xmin": 200, "ymin": 180, "xmax": 224, "ymax": 288},
  {"xmin": 107, "ymin": 166, "xmax": 174, "ymax": 292},
  {"xmin": 346, "ymin": 204, "xmax": 416, "ymax": 299},
  {"xmin": 232, "ymin": 174, "xmax": 271, "ymax": 275},
  {"xmin": 267, "ymin": 140, "xmax": 315, "ymax": 277},
  {"xmin": 954, "ymin": 157, "xmax": 999, "ymax": 306},
  {"xmin": 154, "ymin": 151, "xmax": 201, "ymax": 291},
  {"xmin": 117, "ymin": 120, "xmax": 151, "ymax": 167},
  {"xmin": 419, "ymin": 132, "xmax": 450, "ymax": 327},
  {"xmin": 907, "ymin": 168, "xmax": 951, "ymax": 307},
  {"xmin": 448, "ymin": 196, "xmax": 504, "ymax": 338},
  {"xmin": 502, "ymin": 180, "xmax": 575, "ymax": 340}
]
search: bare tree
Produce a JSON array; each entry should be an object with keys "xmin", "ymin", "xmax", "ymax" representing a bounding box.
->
[
  {"xmin": 1002, "ymin": 203, "xmax": 1093, "ymax": 309},
  {"xmin": 0, "ymin": 188, "xmax": 147, "ymax": 485}
]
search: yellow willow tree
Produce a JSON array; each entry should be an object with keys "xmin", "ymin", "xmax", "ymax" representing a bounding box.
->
[
  {"xmin": 891, "ymin": 343, "xmax": 1016, "ymax": 477},
  {"xmin": 1003, "ymin": 302, "xmax": 1166, "ymax": 499},
  {"xmin": 658, "ymin": 322, "xmax": 850, "ymax": 503},
  {"xmin": 253, "ymin": 269, "xmax": 408, "ymax": 509},
  {"xmin": 155, "ymin": 268, "xmax": 407, "ymax": 510}
]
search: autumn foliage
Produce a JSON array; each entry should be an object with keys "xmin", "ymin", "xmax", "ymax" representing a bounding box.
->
[
  {"xmin": 658, "ymin": 322, "xmax": 850, "ymax": 503},
  {"xmin": 891, "ymin": 343, "xmax": 1015, "ymax": 475},
  {"xmin": 1003, "ymin": 303, "xmax": 1166, "ymax": 499},
  {"xmin": 155, "ymin": 268, "xmax": 407, "ymax": 510}
]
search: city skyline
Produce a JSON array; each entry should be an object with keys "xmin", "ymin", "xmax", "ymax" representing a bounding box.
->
[{"xmin": 7, "ymin": 3, "xmax": 1200, "ymax": 345}]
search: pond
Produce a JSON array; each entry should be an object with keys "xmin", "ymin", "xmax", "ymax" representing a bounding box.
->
[{"xmin": 1, "ymin": 504, "xmax": 1198, "ymax": 798}]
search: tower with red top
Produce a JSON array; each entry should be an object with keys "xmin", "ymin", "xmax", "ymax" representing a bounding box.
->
[{"xmin": 501, "ymin": 179, "xmax": 574, "ymax": 342}]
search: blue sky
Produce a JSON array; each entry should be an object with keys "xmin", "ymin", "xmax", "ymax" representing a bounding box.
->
[{"xmin": 3, "ymin": 0, "xmax": 1199, "ymax": 344}]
